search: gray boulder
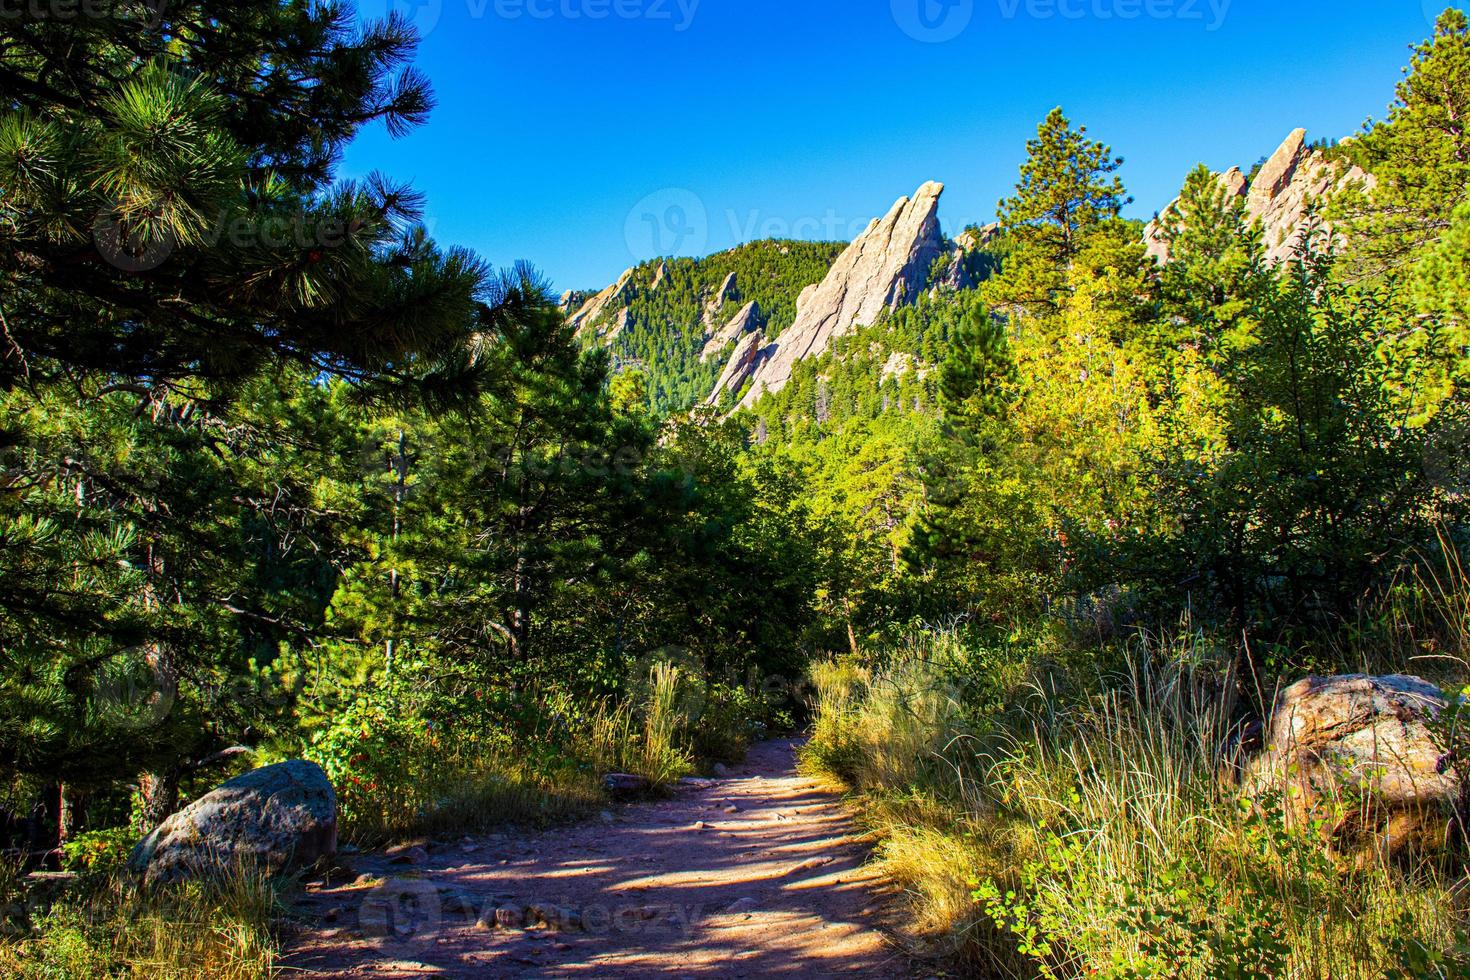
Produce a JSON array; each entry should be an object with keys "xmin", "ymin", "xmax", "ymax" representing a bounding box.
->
[{"xmin": 129, "ymin": 760, "xmax": 337, "ymax": 884}]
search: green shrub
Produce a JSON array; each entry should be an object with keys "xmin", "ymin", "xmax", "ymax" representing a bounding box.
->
[
  {"xmin": 60, "ymin": 829, "xmax": 136, "ymax": 876},
  {"xmin": 306, "ymin": 674, "xmax": 598, "ymax": 845},
  {"xmin": 690, "ymin": 682, "xmax": 770, "ymax": 766}
]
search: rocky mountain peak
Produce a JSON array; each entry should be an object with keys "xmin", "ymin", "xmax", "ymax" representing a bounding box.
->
[
  {"xmin": 1146, "ymin": 129, "xmax": 1373, "ymax": 265},
  {"xmin": 731, "ymin": 181, "xmax": 946, "ymax": 409}
]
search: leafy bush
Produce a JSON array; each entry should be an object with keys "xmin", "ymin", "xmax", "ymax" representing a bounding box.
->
[
  {"xmin": 690, "ymin": 682, "xmax": 773, "ymax": 766},
  {"xmin": 60, "ymin": 829, "xmax": 136, "ymax": 876},
  {"xmin": 306, "ymin": 672, "xmax": 599, "ymax": 845}
]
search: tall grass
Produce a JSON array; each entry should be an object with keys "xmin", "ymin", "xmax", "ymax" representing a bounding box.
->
[
  {"xmin": 586, "ymin": 660, "xmax": 695, "ymax": 791},
  {"xmin": 324, "ymin": 730, "xmax": 602, "ymax": 847},
  {"xmin": 0, "ymin": 864, "xmax": 282, "ymax": 979},
  {"xmin": 803, "ymin": 630, "xmax": 1470, "ymax": 978}
]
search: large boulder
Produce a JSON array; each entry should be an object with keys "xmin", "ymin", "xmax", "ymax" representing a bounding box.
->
[
  {"xmin": 129, "ymin": 760, "xmax": 337, "ymax": 884},
  {"xmin": 1244, "ymin": 675, "xmax": 1465, "ymax": 858}
]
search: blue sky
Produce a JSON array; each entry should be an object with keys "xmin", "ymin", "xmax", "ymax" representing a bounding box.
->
[{"xmin": 345, "ymin": 0, "xmax": 1461, "ymax": 292}]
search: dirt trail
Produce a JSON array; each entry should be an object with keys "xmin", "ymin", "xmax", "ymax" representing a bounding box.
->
[{"xmin": 283, "ymin": 739, "xmax": 914, "ymax": 978}]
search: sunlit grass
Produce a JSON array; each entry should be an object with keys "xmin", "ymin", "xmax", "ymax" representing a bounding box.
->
[
  {"xmin": 803, "ymin": 627, "xmax": 1470, "ymax": 977},
  {"xmin": 0, "ymin": 863, "xmax": 282, "ymax": 980}
]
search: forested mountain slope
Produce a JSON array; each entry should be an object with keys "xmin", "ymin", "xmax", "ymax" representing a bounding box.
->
[{"xmin": 563, "ymin": 240, "xmax": 844, "ymax": 412}]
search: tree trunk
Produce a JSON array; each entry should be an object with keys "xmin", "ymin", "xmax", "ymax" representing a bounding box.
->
[
  {"xmin": 137, "ymin": 770, "xmax": 180, "ymax": 832},
  {"xmin": 58, "ymin": 784, "xmax": 87, "ymax": 844}
]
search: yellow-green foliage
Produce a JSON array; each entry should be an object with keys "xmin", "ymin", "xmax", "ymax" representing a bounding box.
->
[
  {"xmin": 805, "ymin": 631, "xmax": 1470, "ymax": 978},
  {"xmin": 0, "ymin": 865, "xmax": 281, "ymax": 980},
  {"xmin": 306, "ymin": 684, "xmax": 601, "ymax": 846}
]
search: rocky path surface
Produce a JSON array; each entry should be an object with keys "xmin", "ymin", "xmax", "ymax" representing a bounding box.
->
[{"xmin": 283, "ymin": 739, "xmax": 913, "ymax": 977}]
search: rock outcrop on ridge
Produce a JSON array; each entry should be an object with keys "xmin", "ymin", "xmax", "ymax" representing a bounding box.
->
[
  {"xmin": 701, "ymin": 300, "xmax": 761, "ymax": 364},
  {"xmin": 732, "ymin": 181, "xmax": 946, "ymax": 409},
  {"xmin": 1145, "ymin": 129, "xmax": 1373, "ymax": 265},
  {"xmin": 708, "ymin": 329, "xmax": 767, "ymax": 405},
  {"xmin": 567, "ymin": 267, "xmax": 634, "ymax": 339}
]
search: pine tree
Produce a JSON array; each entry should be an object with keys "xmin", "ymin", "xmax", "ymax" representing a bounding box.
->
[
  {"xmin": 1337, "ymin": 9, "xmax": 1470, "ymax": 278},
  {"xmin": 986, "ymin": 108, "xmax": 1131, "ymax": 314},
  {"xmin": 0, "ymin": 3, "xmax": 485, "ymax": 391}
]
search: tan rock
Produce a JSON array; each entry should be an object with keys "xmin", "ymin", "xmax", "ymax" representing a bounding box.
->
[
  {"xmin": 707, "ymin": 329, "xmax": 767, "ymax": 405},
  {"xmin": 700, "ymin": 301, "xmax": 761, "ymax": 363},
  {"xmin": 567, "ymin": 268, "xmax": 633, "ymax": 339},
  {"xmin": 1244, "ymin": 674, "xmax": 1465, "ymax": 859},
  {"xmin": 734, "ymin": 181, "xmax": 945, "ymax": 409},
  {"xmin": 1145, "ymin": 130, "xmax": 1373, "ymax": 266},
  {"xmin": 1249, "ymin": 127, "xmax": 1308, "ymax": 210}
]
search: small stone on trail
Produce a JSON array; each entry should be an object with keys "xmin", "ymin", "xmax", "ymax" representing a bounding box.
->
[
  {"xmin": 722, "ymin": 804, "xmax": 740, "ymax": 813},
  {"xmin": 783, "ymin": 857, "xmax": 834, "ymax": 877},
  {"xmin": 402, "ymin": 846, "xmax": 430, "ymax": 865},
  {"xmin": 725, "ymin": 897, "xmax": 759, "ymax": 914}
]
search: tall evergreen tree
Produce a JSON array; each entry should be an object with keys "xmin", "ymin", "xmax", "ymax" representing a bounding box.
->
[
  {"xmin": 986, "ymin": 108, "xmax": 1131, "ymax": 314},
  {"xmin": 1337, "ymin": 9, "xmax": 1470, "ymax": 279}
]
